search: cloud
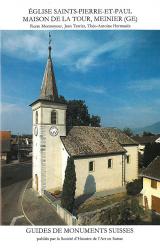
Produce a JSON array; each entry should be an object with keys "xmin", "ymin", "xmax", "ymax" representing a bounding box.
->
[
  {"xmin": 1, "ymin": 94, "xmax": 31, "ymax": 105},
  {"xmin": 116, "ymin": 105, "xmax": 155, "ymax": 114},
  {"xmin": 1, "ymin": 31, "xmax": 96, "ymax": 64},
  {"xmin": 1, "ymin": 102, "xmax": 32, "ymax": 134},
  {"xmin": 2, "ymin": 31, "xmax": 137, "ymax": 72},
  {"xmin": 0, "ymin": 102, "xmax": 23, "ymax": 113},
  {"xmin": 75, "ymin": 34, "xmax": 135, "ymax": 71},
  {"xmin": 69, "ymin": 82, "xmax": 106, "ymax": 94},
  {"xmin": 128, "ymin": 78, "xmax": 160, "ymax": 91},
  {"xmin": 54, "ymin": 33, "xmax": 96, "ymax": 62},
  {"xmin": 103, "ymin": 103, "xmax": 160, "ymax": 128},
  {"xmin": 2, "ymin": 31, "xmax": 47, "ymax": 60}
]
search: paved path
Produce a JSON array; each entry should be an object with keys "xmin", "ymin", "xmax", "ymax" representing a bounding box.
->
[
  {"xmin": 22, "ymin": 181, "xmax": 65, "ymax": 225},
  {"xmin": 1, "ymin": 162, "xmax": 32, "ymax": 225},
  {"xmin": 1, "ymin": 161, "xmax": 65, "ymax": 225}
]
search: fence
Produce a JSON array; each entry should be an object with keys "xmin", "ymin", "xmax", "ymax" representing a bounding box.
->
[{"xmin": 43, "ymin": 190, "xmax": 78, "ymax": 225}]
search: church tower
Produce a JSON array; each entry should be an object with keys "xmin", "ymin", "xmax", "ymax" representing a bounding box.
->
[{"xmin": 30, "ymin": 35, "xmax": 67, "ymax": 195}]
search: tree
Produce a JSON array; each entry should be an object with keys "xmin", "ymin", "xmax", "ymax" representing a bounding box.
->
[
  {"xmin": 58, "ymin": 95, "xmax": 67, "ymax": 104},
  {"xmin": 66, "ymin": 100, "xmax": 91, "ymax": 131},
  {"xmin": 143, "ymin": 131, "xmax": 155, "ymax": 136},
  {"xmin": 123, "ymin": 128, "xmax": 133, "ymax": 137},
  {"xmin": 143, "ymin": 142, "xmax": 160, "ymax": 167},
  {"xmin": 90, "ymin": 115, "xmax": 101, "ymax": 127},
  {"xmin": 126, "ymin": 178, "xmax": 143, "ymax": 195},
  {"xmin": 118, "ymin": 199, "xmax": 144, "ymax": 225},
  {"xmin": 58, "ymin": 95, "xmax": 101, "ymax": 132},
  {"xmin": 61, "ymin": 157, "xmax": 76, "ymax": 213}
]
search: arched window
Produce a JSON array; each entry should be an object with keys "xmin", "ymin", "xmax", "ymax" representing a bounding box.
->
[
  {"xmin": 108, "ymin": 159, "xmax": 113, "ymax": 169},
  {"xmin": 51, "ymin": 110, "xmax": 57, "ymax": 124},
  {"xmin": 89, "ymin": 161, "xmax": 95, "ymax": 172},
  {"xmin": 36, "ymin": 111, "xmax": 38, "ymax": 124},
  {"xmin": 126, "ymin": 155, "xmax": 130, "ymax": 164}
]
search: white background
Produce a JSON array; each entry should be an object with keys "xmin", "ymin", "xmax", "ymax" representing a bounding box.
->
[{"xmin": 0, "ymin": 0, "xmax": 160, "ymax": 29}]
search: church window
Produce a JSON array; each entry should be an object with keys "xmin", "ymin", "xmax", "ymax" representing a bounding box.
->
[
  {"xmin": 36, "ymin": 111, "xmax": 38, "ymax": 124},
  {"xmin": 126, "ymin": 155, "xmax": 130, "ymax": 164},
  {"xmin": 51, "ymin": 110, "xmax": 57, "ymax": 124},
  {"xmin": 89, "ymin": 161, "xmax": 94, "ymax": 172},
  {"xmin": 108, "ymin": 159, "xmax": 112, "ymax": 168}
]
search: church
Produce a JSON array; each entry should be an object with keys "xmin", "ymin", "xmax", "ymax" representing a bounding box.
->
[{"xmin": 30, "ymin": 40, "xmax": 138, "ymax": 197}]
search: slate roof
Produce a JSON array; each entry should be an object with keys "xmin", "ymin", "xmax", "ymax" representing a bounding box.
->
[
  {"xmin": 40, "ymin": 46, "xmax": 58, "ymax": 102},
  {"xmin": 1, "ymin": 140, "xmax": 11, "ymax": 152},
  {"xmin": 0, "ymin": 131, "xmax": 11, "ymax": 152},
  {"xmin": 61, "ymin": 126, "xmax": 138, "ymax": 157},
  {"xmin": 142, "ymin": 156, "xmax": 160, "ymax": 181},
  {"xmin": 0, "ymin": 131, "xmax": 11, "ymax": 139},
  {"xmin": 132, "ymin": 135, "xmax": 160, "ymax": 145}
]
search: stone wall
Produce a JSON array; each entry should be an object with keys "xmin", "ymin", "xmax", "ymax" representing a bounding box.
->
[{"xmin": 77, "ymin": 196, "xmax": 143, "ymax": 225}]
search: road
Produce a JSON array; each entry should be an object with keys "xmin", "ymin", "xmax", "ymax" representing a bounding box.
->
[{"xmin": 1, "ymin": 161, "xmax": 32, "ymax": 225}]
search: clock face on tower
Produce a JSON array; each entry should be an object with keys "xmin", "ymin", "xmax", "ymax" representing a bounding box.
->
[
  {"xmin": 34, "ymin": 126, "xmax": 38, "ymax": 136},
  {"xmin": 49, "ymin": 126, "xmax": 59, "ymax": 136}
]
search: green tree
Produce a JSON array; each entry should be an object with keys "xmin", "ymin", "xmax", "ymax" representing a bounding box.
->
[
  {"xmin": 123, "ymin": 128, "xmax": 133, "ymax": 137},
  {"xmin": 118, "ymin": 199, "xmax": 144, "ymax": 225},
  {"xmin": 126, "ymin": 178, "xmax": 143, "ymax": 195},
  {"xmin": 143, "ymin": 142, "xmax": 160, "ymax": 167},
  {"xmin": 61, "ymin": 157, "xmax": 76, "ymax": 213},
  {"xmin": 66, "ymin": 100, "xmax": 90, "ymax": 131},
  {"xmin": 90, "ymin": 115, "xmax": 101, "ymax": 127},
  {"xmin": 143, "ymin": 131, "xmax": 155, "ymax": 136},
  {"xmin": 58, "ymin": 95, "xmax": 67, "ymax": 104},
  {"xmin": 58, "ymin": 96, "xmax": 101, "ymax": 132}
]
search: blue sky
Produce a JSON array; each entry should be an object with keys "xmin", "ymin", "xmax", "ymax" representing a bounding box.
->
[{"xmin": 1, "ymin": 30, "xmax": 160, "ymax": 134}]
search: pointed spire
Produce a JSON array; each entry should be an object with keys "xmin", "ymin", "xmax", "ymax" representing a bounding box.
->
[
  {"xmin": 40, "ymin": 33, "xmax": 58, "ymax": 102},
  {"xmin": 48, "ymin": 32, "xmax": 52, "ymax": 59}
]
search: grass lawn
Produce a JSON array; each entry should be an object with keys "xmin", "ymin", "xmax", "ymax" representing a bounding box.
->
[{"xmin": 77, "ymin": 192, "xmax": 127, "ymax": 213}]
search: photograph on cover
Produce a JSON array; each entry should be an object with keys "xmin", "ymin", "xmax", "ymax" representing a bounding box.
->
[{"xmin": 1, "ymin": 30, "xmax": 160, "ymax": 226}]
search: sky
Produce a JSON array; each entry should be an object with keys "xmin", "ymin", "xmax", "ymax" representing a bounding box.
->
[{"xmin": 1, "ymin": 30, "xmax": 160, "ymax": 134}]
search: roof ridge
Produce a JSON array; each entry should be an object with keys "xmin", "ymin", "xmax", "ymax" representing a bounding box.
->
[
  {"xmin": 148, "ymin": 155, "xmax": 160, "ymax": 167},
  {"xmin": 142, "ymin": 155, "xmax": 160, "ymax": 180}
]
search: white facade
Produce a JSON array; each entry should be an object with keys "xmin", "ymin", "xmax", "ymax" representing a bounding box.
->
[
  {"xmin": 124, "ymin": 145, "xmax": 138, "ymax": 182},
  {"xmin": 31, "ymin": 47, "xmax": 138, "ymax": 197},
  {"xmin": 75, "ymin": 147, "xmax": 138, "ymax": 196},
  {"xmin": 32, "ymin": 100, "xmax": 67, "ymax": 195},
  {"xmin": 61, "ymin": 146, "xmax": 138, "ymax": 197},
  {"xmin": 31, "ymin": 100, "xmax": 138, "ymax": 196},
  {"xmin": 142, "ymin": 177, "xmax": 160, "ymax": 211}
]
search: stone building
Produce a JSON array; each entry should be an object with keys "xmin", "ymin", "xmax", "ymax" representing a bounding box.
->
[
  {"xmin": 0, "ymin": 131, "xmax": 11, "ymax": 164},
  {"xmin": 141, "ymin": 156, "xmax": 160, "ymax": 213},
  {"xmin": 30, "ymin": 43, "xmax": 138, "ymax": 196}
]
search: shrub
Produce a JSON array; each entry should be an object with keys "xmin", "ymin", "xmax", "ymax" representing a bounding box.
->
[
  {"xmin": 118, "ymin": 198, "xmax": 143, "ymax": 225},
  {"xmin": 100, "ymin": 198, "xmax": 143, "ymax": 225},
  {"xmin": 126, "ymin": 178, "xmax": 143, "ymax": 196}
]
